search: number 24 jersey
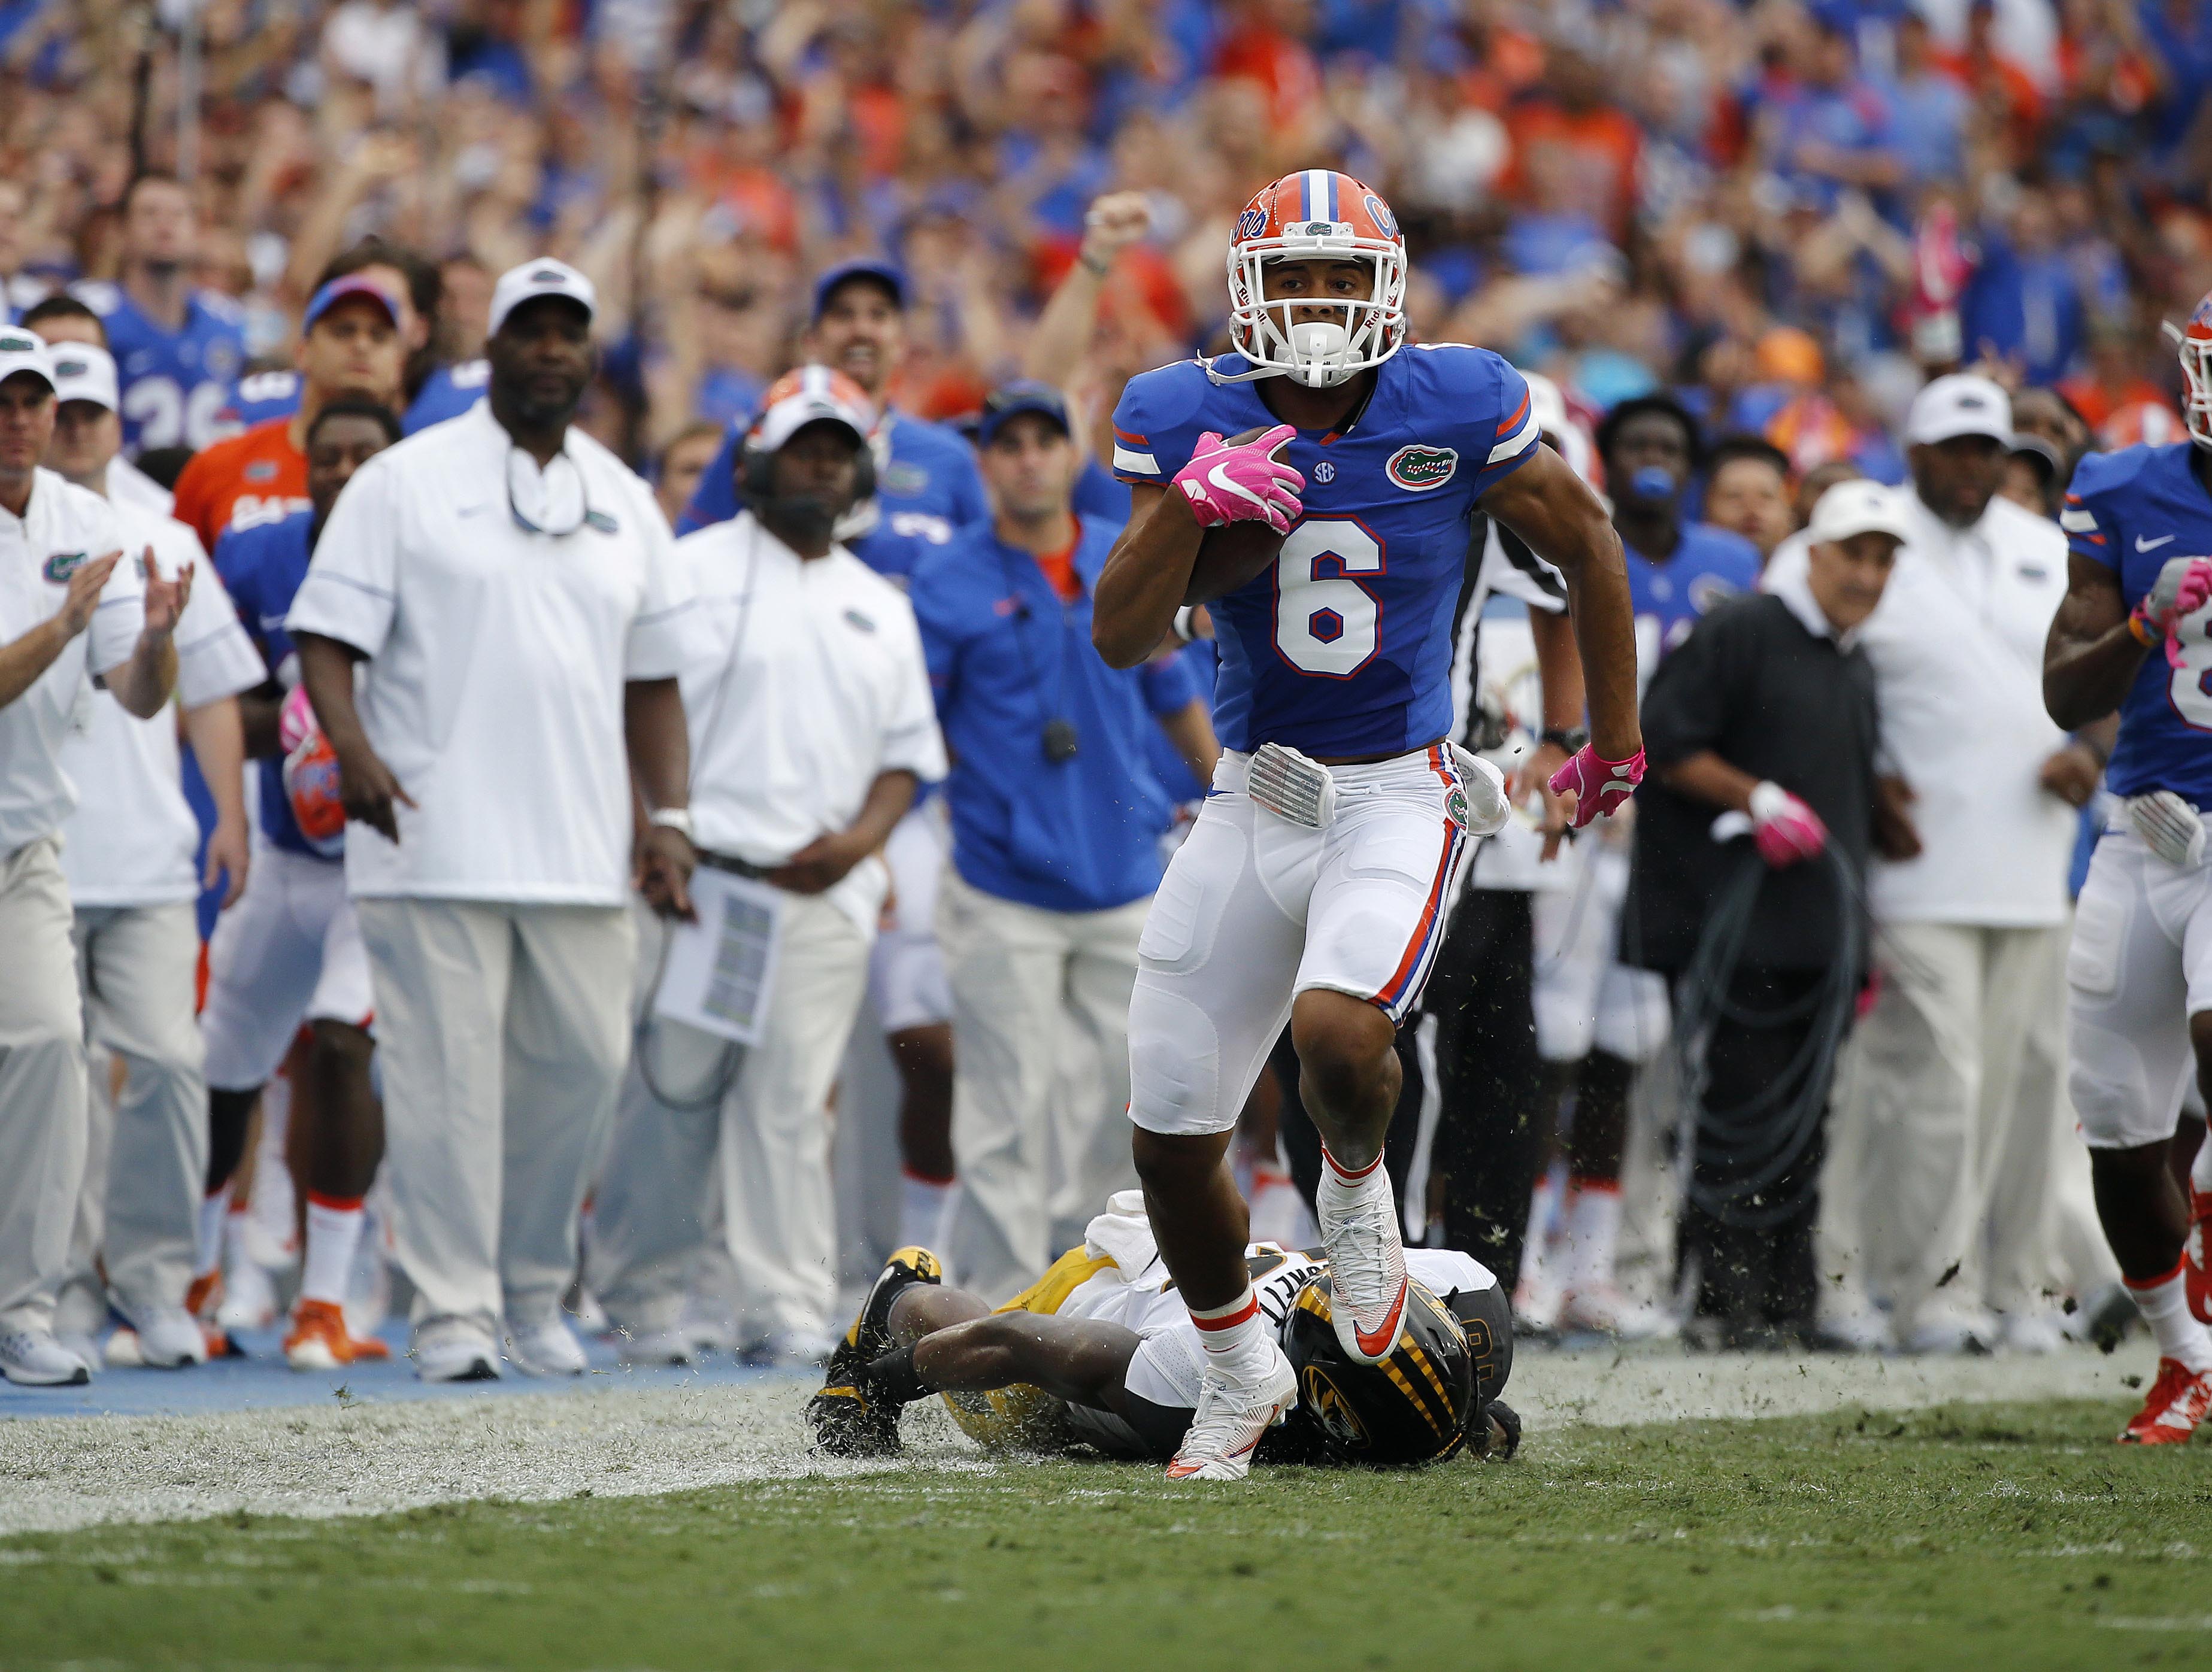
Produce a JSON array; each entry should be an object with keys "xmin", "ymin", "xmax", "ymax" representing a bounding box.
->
[
  {"xmin": 2064, "ymin": 441, "xmax": 2212, "ymax": 804},
  {"xmin": 1112, "ymin": 345, "xmax": 1540, "ymax": 758}
]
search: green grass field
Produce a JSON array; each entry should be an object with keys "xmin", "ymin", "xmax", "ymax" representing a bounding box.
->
[{"xmin": 9, "ymin": 1398, "xmax": 2211, "ymax": 1671}]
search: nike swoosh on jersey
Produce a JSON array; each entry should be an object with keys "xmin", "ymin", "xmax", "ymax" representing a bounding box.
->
[{"xmin": 2140, "ymin": 533, "xmax": 2177, "ymax": 551}]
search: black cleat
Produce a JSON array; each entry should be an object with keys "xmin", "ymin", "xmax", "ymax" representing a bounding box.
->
[
  {"xmin": 1478, "ymin": 1398, "xmax": 1523, "ymax": 1461},
  {"xmin": 807, "ymin": 1248, "xmax": 943, "ymax": 1458}
]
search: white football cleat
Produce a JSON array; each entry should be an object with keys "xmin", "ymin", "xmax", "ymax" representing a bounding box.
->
[
  {"xmin": 1165, "ymin": 1346, "xmax": 1298, "ymax": 1482},
  {"xmin": 1513, "ymin": 1271, "xmax": 1565, "ymax": 1335},
  {"xmin": 1316, "ymin": 1164, "xmax": 1410, "ymax": 1365},
  {"xmin": 0, "ymin": 1328, "xmax": 91, "ymax": 1386},
  {"xmin": 216, "ymin": 1255, "xmax": 278, "ymax": 1332},
  {"xmin": 1998, "ymin": 1311, "xmax": 2068, "ymax": 1355},
  {"xmin": 503, "ymin": 1316, "xmax": 588, "ymax": 1377},
  {"xmin": 615, "ymin": 1328, "xmax": 698, "ymax": 1368}
]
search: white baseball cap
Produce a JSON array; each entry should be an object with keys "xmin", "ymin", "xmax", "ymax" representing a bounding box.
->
[
  {"xmin": 0, "ymin": 324, "xmax": 55, "ymax": 393},
  {"xmin": 487, "ymin": 257, "xmax": 598, "ymax": 337},
  {"xmin": 747, "ymin": 364, "xmax": 876, "ymax": 453},
  {"xmin": 1906, "ymin": 372, "xmax": 2012, "ymax": 447},
  {"xmin": 1807, "ymin": 478, "xmax": 1914, "ymax": 545},
  {"xmin": 48, "ymin": 342, "xmax": 119, "ymax": 412}
]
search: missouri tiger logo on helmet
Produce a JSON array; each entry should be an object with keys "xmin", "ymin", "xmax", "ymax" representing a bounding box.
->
[
  {"xmin": 1280, "ymin": 1275, "xmax": 1476, "ymax": 1466},
  {"xmin": 1216, "ymin": 169, "xmax": 1408, "ymax": 391}
]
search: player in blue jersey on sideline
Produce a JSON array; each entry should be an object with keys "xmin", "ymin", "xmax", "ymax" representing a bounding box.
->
[
  {"xmin": 74, "ymin": 175, "xmax": 247, "ymax": 454},
  {"xmin": 2044, "ymin": 292, "xmax": 2212, "ymax": 1443},
  {"xmin": 677, "ymin": 259, "xmax": 987, "ymax": 582},
  {"xmin": 1089, "ymin": 168, "xmax": 1644, "ymax": 1480}
]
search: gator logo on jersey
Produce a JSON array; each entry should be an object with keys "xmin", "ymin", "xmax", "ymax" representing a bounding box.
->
[
  {"xmin": 1386, "ymin": 444, "xmax": 1458, "ymax": 492},
  {"xmin": 584, "ymin": 509, "xmax": 621, "ymax": 534},
  {"xmin": 1687, "ymin": 573, "xmax": 1743, "ymax": 614},
  {"xmin": 244, "ymin": 460, "xmax": 277, "ymax": 483},
  {"xmin": 883, "ymin": 462, "xmax": 928, "ymax": 496},
  {"xmin": 42, "ymin": 551, "xmax": 87, "ymax": 584},
  {"xmin": 1302, "ymin": 1367, "xmax": 1371, "ymax": 1450}
]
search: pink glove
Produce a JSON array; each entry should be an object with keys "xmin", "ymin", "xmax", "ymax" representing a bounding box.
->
[
  {"xmin": 1548, "ymin": 744, "xmax": 1645, "ymax": 829},
  {"xmin": 2131, "ymin": 555, "xmax": 2212, "ymax": 669},
  {"xmin": 1749, "ymin": 780, "xmax": 1826, "ymax": 869},
  {"xmin": 1174, "ymin": 424, "xmax": 1305, "ymax": 534},
  {"xmin": 278, "ymin": 684, "xmax": 347, "ymax": 855}
]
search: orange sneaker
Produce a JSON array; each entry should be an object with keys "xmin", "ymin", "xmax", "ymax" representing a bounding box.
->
[
  {"xmin": 183, "ymin": 1272, "xmax": 235, "ymax": 1358},
  {"xmin": 284, "ymin": 1299, "xmax": 391, "ymax": 1371},
  {"xmin": 2117, "ymin": 1357, "xmax": 2212, "ymax": 1444}
]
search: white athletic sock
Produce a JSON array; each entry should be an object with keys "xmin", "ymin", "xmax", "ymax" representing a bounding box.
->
[
  {"xmin": 1189, "ymin": 1285, "xmax": 1274, "ymax": 1383},
  {"xmin": 1519, "ymin": 1176, "xmax": 1558, "ymax": 1289},
  {"xmin": 196, "ymin": 1187, "xmax": 231, "ymax": 1278},
  {"xmin": 223, "ymin": 1206, "xmax": 252, "ymax": 1273},
  {"xmin": 898, "ymin": 1170, "xmax": 954, "ymax": 1253},
  {"xmin": 1317, "ymin": 1145, "xmax": 1392, "ymax": 1219},
  {"xmin": 1565, "ymin": 1179, "xmax": 1623, "ymax": 1293},
  {"xmin": 2192, "ymin": 1134, "xmax": 2212, "ymax": 1197},
  {"xmin": 301, "ymin": 1194, "xmax": 367, "ymax": 1307},
  {"xmin": 2126, "ymin": 1259, "xmax": 2212, "ymax": 1373}
]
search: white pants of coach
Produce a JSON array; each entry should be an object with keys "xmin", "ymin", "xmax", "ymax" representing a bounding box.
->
[
  {"xmin": 0, "ymin": 836, "xmax": 89, "ymax": 1338},
  {"xmin": 56, "ymin": 902, "xmax": 205, "ymax": 1330},
  {"xmin": 938, "ymin": 868, "xmax": 1147, "ymax": 1303},
  {"xmin": 1840, "ymin": 921, "xmax": 2069, "ymax": 1334},
  {"xmin": 354, "ymin": 898, "xmax": 635, "ymax": 1338},
  {"xmin": 592, "ymin": 891, "xmax": 871, "ymax": 1343}
]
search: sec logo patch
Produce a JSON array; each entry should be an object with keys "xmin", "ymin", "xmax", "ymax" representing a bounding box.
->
[{"xmin": 1314, "ymin": 461, "xmax": 1335, "ymax": 484}]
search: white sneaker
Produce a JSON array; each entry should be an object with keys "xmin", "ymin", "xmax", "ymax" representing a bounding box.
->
[
  {"xmin": 1513, "ymin": 1271, "xmax": 1564, "ymax": 1334},
  {"xmin": 1812, "ymin": 1298, "xmax": 1890, "ymax": 1353},
  {"xmin": 216, "ymin": 1255, "xmax": 278, "ymax": 1331},
  {"xmin": 1316, "ymin": 1165, "xmax": 1410, "ymax": 1365},
  {"xmin": 413, "ymin": 1321, "xmax": 502, "ymax": 1382},
  {"xmin": 615, "ymin": 1328, "xmax": 698, "ymax": 1368},
  {"xmin": 678, "ymin": 1297, "xmax": 738, "ymax": 1357},
  {"xmin": 1895, "ymin": 1308, "xmax": 1998, "ymax": 1355},
  {"xmin": 129, "ymin": 1306, "xmax": 211, "ymax": 1368},
  {"xmin": 566, "ymin": 1286, "xmax": 609, "ymax": 1335},
  {"xmin": 341, "ymin": 1224, "xmax": 392, "ymax": 1344},
  {"xmin": 104, "ymin": 1327, "xmax": 145, "ymax": 1367},
  {"xmin": 1559, "ymin": 1283, "xmax": 1676, "ymax": 1342},
  {"xmin": 1999, "ymin": 1310, "xmax": 2068, "ymax": 1355},
  {"xmin": 503, "ymin": 1316, "xmax": 588, "ymax": 1377},
  {"xmin": 753, "ymin": 1328, "xmax": 838, "ymax": 1370},
  {"xmin": 0, "ymin": 1328, "xmax": 92, "ymax": 1386},
  {"xmin": 1165, "ymin": 1345, "xmax": 1298, "ymax": 1481}
]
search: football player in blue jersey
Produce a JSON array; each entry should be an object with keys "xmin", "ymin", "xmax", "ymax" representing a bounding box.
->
[
  {"xmin": 74, "ymin": 175, "xmax": 247, "ymax": 454},
  {"xmin": 677, "ymin": 259, "xmax": 989, "ymax": 581},
  {"xmin": 201, "ymin": 399, "xmax": 400, "ymax": 1373},
  {"xmin": 1090, "ymin": 168, "xmax": 1643, "ymax": 1480},
  {"xmin": 2044, "ymin": 295, "xmax": 2212, "ymax": 1443}
]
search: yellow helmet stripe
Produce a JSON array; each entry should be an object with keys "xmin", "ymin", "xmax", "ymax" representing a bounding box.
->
[
  {"xmin": 1403, "ymin": 1343, "xmax": 1453, "ymax": 1411},
  {"xmin": 1382, "ymin": 1357, "xmax": 1449, "ymax": 1440}
]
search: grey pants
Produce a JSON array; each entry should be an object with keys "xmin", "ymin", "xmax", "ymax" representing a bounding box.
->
[
  {"xmin": 355, "ymin": 897, "xmax": 635, "ymax": 1339},
  {"xmin": 0, "ymin": 836, "xmax": 89, "ymax": 1336},
  {"xmin": 57, "ymin": 902, "xmax": 207, "ymax": 1328}
]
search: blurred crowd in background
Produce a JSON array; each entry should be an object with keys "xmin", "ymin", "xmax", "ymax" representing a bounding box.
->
[{"xmin": 6, "ymin": 0, "xmax": 2211, "ymax": 478}]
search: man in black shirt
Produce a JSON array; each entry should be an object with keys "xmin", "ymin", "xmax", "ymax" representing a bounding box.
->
[{"xmin": 1626, "ymin": 481, "xmax": 1908, "ymax": 1345}]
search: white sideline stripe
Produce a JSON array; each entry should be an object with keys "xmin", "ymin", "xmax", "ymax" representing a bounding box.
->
[
  {"xmin": 1487, "ymin": 409, "xmax": 1540, "ymax": 465},
  {"xmin": 1113, "ymin": 444, "xmax": 1159, "ymax": 475}
]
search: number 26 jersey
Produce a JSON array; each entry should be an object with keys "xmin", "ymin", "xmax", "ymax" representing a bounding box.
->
[
  {"xmin": 2064, "ymin": 441, "xmax": 2212, "ymax": 805},
  {"xmin": 1112, "ymin": 345, "xmax": 1540, "ymax": 758}
]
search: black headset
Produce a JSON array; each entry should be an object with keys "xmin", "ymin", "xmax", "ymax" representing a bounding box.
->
[{"xmin": 736, "ymin": 418, "xmax": 877, "ymax": 509}]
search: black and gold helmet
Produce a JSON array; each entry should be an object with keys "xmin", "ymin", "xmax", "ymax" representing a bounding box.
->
[{"xmin": 1280, "ymin": 1276, "xmax": 1477, "ymax": 1466}]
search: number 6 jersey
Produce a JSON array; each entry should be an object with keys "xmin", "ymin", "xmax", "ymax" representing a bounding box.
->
[
  {"xmin": 1112, "ymin": 344, "xmax": 1540, "ymax": 757},
  {"xmin": 2065, "ymin": 442, "xmax": 2212, "ymax": 804}
]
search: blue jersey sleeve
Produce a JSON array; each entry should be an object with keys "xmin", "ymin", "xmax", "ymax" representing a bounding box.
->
[
  {"xmin": 1432, "ymin": 345, "xmax": 1539, "ymax": 499},
  {"xmin": 677, "ymin": 424, "xmax": 745, "ymax": 535},
  {"xmin": 1109, "ymin": 360, "xmax": 1217, "ymax": 488},
  {"xmin": 2061, "ymin": 447, "xmax": 2149, "ymax": 572},
  {"xmin": 905, "ymin": 553, "xmax": 966, "ymax": 706},
  {"xmin": 212, "ymin": 526, "xmax": 260, "ymax": 632}
]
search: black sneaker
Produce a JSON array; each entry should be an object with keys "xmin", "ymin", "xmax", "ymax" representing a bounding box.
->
[{"xmin": 807, "ymin": 1248, "xmax": 944, "ymax": 1458}]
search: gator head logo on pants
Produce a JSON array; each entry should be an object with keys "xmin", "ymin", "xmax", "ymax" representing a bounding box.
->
[{"xmin": 1386, "ymin": 444, "xmax": 1458, "ymax": 492}]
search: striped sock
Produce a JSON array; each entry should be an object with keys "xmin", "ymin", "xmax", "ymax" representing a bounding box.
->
[{"xmin": 1189, "ymin": 1284, "xmax": 1272, "ymax": 1382}]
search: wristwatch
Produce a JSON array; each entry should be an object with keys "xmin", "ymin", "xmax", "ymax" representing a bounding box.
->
[
  {"xmin": 1539, "ymin": 727, "xmax": 1589, "ymax": 755},
  {"xmin": 648, "ymin": 806, "xmax": 695, "ymax": 841}
]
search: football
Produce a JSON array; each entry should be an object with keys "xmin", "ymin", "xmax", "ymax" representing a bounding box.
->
[{"xmin": 1183, "ymin": 427, "xmax": 1292, "ymax": 604}]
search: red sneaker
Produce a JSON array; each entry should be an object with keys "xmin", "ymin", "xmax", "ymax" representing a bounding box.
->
[
  {"xmin": 2189, "ymin": 1192, "xmax": 2212, "ymax": 1326},
  {"xmin": 2117, "ymin": 1357, "xmax": 2212, "ymax": 1445}
]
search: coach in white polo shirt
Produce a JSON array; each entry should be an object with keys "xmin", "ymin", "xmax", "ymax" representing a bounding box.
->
[
  {"xmin": 592, "ymin": 367, "xmax": 946, "ymax": 1366},
  {"xmin": 288, "ymin": 260, "xmax": 701, "ymax": 1383},
  {"xmin": 1769, "ymin": 374, "xmax": 2083, "ymax": 1354},
  {"xmin": 46, "ymin": 342, "xmax": 263, "ymax": 1370},
  {"xmin": 0, "ymin": 326, "xmax": 184, "ymax": 1387}
]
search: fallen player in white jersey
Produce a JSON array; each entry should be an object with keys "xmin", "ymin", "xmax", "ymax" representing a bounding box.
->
[{"xmin": 807, "ymin": 1193, "xmax": 1518, "ymax": 1471}]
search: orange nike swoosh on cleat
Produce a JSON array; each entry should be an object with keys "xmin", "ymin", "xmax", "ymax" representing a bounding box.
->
[{"xmin": 1353, "ymin": 1280, "xmax": 1410, "ymax": 1359}]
